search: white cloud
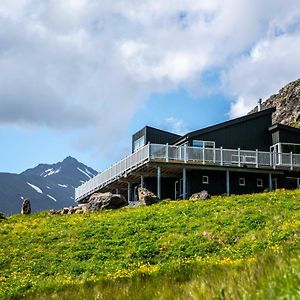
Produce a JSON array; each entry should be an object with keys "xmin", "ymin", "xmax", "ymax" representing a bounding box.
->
[
  {"xmin": 0, "ymin": 0, "xmax": 300, "ymax": 157},
  {"xmin": 165, "ymin": 117, "xmax": 187, "ymax": 135}
]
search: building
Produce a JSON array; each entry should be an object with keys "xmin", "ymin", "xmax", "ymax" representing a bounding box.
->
[{"xmin": 75, "ymin": 107, "xmax": 300, "ymax": 203}]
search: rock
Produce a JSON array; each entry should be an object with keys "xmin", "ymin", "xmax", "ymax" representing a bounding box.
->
[
  {"xmin": 78, "ymin": 203, "xmax": 91, "ymax": 213},
  {"xmin": 89, "ymin": 192, "xmax": 128, "ymax": 211},
  {"xmin": 0, "ymin": 212, "xmax": 5, "ymax": 220},
  {"xmin": 249, "ymin": 78, "xmax": 300, "ymax": 128},
  {"xmin": 189, "ymin": 190, "xmax": 211, "ymax": 200},
  {"xmin": 21, "ymin": 199, "xmax": 31, "ymax": 214},
  {"xmin": 138, "ymin": 188, "xmax": 159, "ymax": 206}
]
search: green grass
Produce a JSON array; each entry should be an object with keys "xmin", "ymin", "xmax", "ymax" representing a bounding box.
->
[{"xmin": 1, "ymin": 189, "xmax": 300, "ymax": 299}]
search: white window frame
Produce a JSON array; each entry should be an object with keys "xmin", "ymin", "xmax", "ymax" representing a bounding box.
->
[
  {"xmin": 239, "ymin": 177, "xmax": 246, "ymax": 186},
  {"xmin": 133, "ymin": 136, "xmax": 145, "ymax": 152},
  {"xmin": 202, "ymin": 176, "xmax": 209, "ymax": 184},
  {"xmin": 257, "ymin": 178, "xmax": 263, "ymax": 187}
]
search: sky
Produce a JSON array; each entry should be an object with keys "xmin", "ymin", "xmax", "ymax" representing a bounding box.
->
[{"xmin": 1, "ymin": 0, "xmax": 300, "ymax": 173}]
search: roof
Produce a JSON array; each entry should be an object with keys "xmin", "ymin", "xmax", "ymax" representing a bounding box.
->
[
  {"xmin": 133, "ymin": 125, "xmax": 181, "ymax": 139},
  {"xmin": 268, "ymin": 123, "xmax": 300, "ymax": 133},
  {"xmin": 173, "ymin": 107, "xmax": 276, "ymax": 145}
]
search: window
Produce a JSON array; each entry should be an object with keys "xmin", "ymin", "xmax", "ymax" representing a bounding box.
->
[
  {"xmin": 133, "ymin": 136, "xmax": 145, "ymax": 152},
  {"xmin": 192, "ymin": 140, "xmax": 215, "ymax": 149},
  {"xmin": 202, "ymin": 176, "xmax": 209, "ymax": 184},
  {"xmin": 257, "ymin": 179, "xmax": 263, "ymax": 187},
  {"xmin": 239, "ymin": 178, "xmax": 246, "ymax": 186}
]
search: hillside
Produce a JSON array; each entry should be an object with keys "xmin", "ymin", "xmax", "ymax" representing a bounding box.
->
[
  {"xmin": 0, "ymin": 157, "xmax": 97, "ymax": 215},
  {"xmin": 250, "ymin": 78, "xmax": 300, "ymax": 127},
  {"xmin": 1, "ymin": 189, "xmax": 300, "ymax": 299}
]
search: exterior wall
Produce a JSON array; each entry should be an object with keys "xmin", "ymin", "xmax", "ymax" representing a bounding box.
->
[
  {"xmin": 187, "ymin": 114, "xmax": 273, "ymax": 151},
  {"xmin": 132, "ymin": 127, "xmax": 181, "ymax": 153},
  {"xmin": 274, "ymin": 128, "xmax": 300, "ymax": 144},
  {"xmin": 188, "ymin": 170, "xmax": 227, "ymax": 195}
]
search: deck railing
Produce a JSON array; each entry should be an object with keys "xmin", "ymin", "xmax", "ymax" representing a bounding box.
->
[{"xmin": 75, "ymin": 143, "xmax": 300, "ymax": 201}]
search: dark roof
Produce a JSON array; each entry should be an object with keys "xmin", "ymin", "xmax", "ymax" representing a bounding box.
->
[
  {"xmin": 268, "ymin": 123, "xmax": 300, "ymax": 133},
  {"xmin": 144, "ymin": 125, "xmax": 182, "ymax": 139},
  {"xmin": 173, "ymin": 107, "xmax": 276, "ymax": 145}
]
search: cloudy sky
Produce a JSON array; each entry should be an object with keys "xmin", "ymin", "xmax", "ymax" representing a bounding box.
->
[{"xmin": 1, "ymin": 0, "xmax": 300, "ymax": 173}]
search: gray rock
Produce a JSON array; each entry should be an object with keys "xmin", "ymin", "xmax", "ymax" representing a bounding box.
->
[
  {"xmin": 89, "ymin": 192, "xmax": 128, "ymax": 211},
  {"xmin": 189, "ymin": 190, "xmax": 211, "ymax": 200},
  {"xmin": 249, "ymin": 78, "xmax": 300, "ymax": 128},
  {"xmin": 21, "ymin": 199, "xmax": 31, "ymax": 214},
  {"xmin": 138, "ymin": 187, "xmax": 159, "ymax": 206}
]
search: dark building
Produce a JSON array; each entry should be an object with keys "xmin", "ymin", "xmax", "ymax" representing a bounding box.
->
[{"xmin": 75, "ymin": 107, "xmax": 300, "ymax": 202}]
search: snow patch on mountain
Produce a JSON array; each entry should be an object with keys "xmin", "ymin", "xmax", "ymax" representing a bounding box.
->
[
  {"xmin": 77, "ymin": 167, "xmax": 92, "ymax": 179},
  {"xmin": 41, "ymin": 168, "xmax": 61, "ymax": 177},
  {"xmin": 47, "ymin": 194, "xmax": 57, "ymax": 202},
  {"xmin": 58, "ymin": 184, "xmax": 68, "ymax": 188},
  {"xmin": 27, "ymin": 182, "xmax": 43, "ymax": 194}
]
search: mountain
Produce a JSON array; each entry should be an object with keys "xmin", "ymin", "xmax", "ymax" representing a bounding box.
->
[
  {"xmin": 250, "ymin": 78, "xmax": 300, "ymax": 127},
  {"xmin": 0, "ymin": 157, "xmax": 98, "ymax": 215}
]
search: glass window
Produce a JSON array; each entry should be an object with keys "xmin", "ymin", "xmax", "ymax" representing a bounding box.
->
[
  {"xmin": 202, "ymin": 176, "xmax": 209, "ymax": 184},
  {"xmin": 239, "ymin": 178, "xmax": 246, "ymax": 186},
  {"xmin": 192, "ymin": 140, "xmax": 215, "ymax": 148},
  {"xmin": 133, "ymin": 136, "xmax": 145, "ymax": 152},
  {"xmin": 257, "ymin": 179, "xmax": 263, "ymax": 187}
]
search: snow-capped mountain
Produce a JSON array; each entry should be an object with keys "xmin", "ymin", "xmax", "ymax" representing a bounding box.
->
[{"xmin": 0, "ymin": 157, "xmax": 98, "ymax": 215}]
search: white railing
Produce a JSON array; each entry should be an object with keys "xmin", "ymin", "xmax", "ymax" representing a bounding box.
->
[
  {"xmin": 75, "ymin": 143, "xmax": 300, "ymax": 201},
  {"xmin": 75, "ymin": 144, "xmax": 150, "ymax": 201}
]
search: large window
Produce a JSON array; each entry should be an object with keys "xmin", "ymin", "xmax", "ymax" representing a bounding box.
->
[
  {"xmin": 192, "ymin": 140, "xmax": 215, "ymax": 148},
  {"xmin": 133, "ymin": 136, "xmax": 145, "ymax": 152}
]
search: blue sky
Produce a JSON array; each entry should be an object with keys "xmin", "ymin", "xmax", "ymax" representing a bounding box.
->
[{"xmin": 0, "ymin": 1, "xmax": 300, "ymax": 174}]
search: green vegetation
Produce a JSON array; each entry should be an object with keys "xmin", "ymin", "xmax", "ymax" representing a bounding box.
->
[{"xmin": 1, "ymin": 190, "xmax": 300, "ymax": 299}]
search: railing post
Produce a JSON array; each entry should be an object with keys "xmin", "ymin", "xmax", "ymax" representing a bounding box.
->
[
  {"xmin": 256, "ymin": 149, "xmax": 258, "ymax": 168},
  {"xmin": 220, "ymin": 147, "xmax": 223, "ymax": 166},
  {"xmin": 184, "ymin": 144, "xmax": 187, "ymax": 163},
  {"xmin": 238, "ymin": 148, "xmax": 241, "ymax": 167},
  {"xmin": 202, "ymin": 147, "xmax": 205, "ymax": 164},
  {"xmin": 290, "ymin": 152, "xmax": 293, "ymax": 170},
  {"xmin": 166, "ymin": 143, "xmax": 169, "ymax": 162},
  {"xmin": 147, "ymin": 142, "xmax": 151, "ymax": 160}
]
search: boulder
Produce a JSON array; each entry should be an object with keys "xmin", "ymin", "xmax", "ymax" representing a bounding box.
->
[
  {"xmin": 0, "ymin": 212, "xmax": 5, "ymax": 220},
  {"xmin": 78, "ymin": 203, "xmax": 91, "ymax": 213},
  {"xmin": 138, "ymin": 188, "xmax": 159, "ymax": 206},
  {"xmin": 189, "ymin": 190, "xmax": 211, "ymax": 201},
  {"xmin": 89, "ymin": 192, "xmax": 128, "ymax": 211},
  {"xmin": 21, "ymin": 199, "xmax": 31, "ymax": 214}
]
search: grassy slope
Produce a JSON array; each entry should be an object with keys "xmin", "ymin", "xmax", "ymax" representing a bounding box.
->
[{"xmin": 0, "ymin": 190, "xmax": 300, "ymax": 299}]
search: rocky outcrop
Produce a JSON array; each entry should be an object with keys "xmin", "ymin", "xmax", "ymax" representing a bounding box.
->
[
  {"xmin": 138, "ymin": 188, "xmax": 159, "ymax": 206},
  {"xmin": 21, "ymin": 199, "xmax": 31, "ymax": 214},
  {"xmin": 189, "ymin": 190, "xmax": 211, "ymax": 200},
  {"xmin": 250, "ymin": 78, "xmax": 300, "ymax": 128},
  {"xmin": 89, "ymin": 192, "xmax": 128, "ymax": 211},
  {"xmin": 0, "ymin": 212, "xmax": 5, "ymax": 220}
]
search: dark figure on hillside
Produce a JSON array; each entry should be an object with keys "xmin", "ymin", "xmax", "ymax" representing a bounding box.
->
[{"xmin": 21, "ymin": 199, "xmax": 31, "ymax": 215}]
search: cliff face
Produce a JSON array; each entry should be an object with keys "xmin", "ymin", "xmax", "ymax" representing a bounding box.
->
[{"xmin": 250, "ymin": 78, "xmax": 300, "ymax": 128}]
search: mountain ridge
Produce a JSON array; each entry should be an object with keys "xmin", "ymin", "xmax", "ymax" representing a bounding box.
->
[{"xmin": 0, "ymin": 156, "xmax": 98, "ymax": 215}]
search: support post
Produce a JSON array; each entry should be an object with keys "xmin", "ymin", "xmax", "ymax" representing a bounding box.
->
[
  {"xmin": 157, "ymin": 166, "xmax": 161, "ymax": 199},
  {"xmin": 290, "ymin": 152, "xmax": 293, "ymax": 170},
  {"xmin": 141, "ymin": 176, "xmax": 144, "ymax": 188},
  {"xmin": 127, "ymin": 182, "xmax": 132, "ymax": 202},
  {"xmin": 182, "ymin": 168, "xmax": 187, "ymax": 199},
  {"xmin": 238, "ymin": 148, "xmax": 241, "ymax": 167},
  {"xmin": 226, "ymin": 170, "xmax": 230, "ymax": 195},
  {"xmin": 269, "ymin": 173, "xmax": 273, "ymax": 191}
]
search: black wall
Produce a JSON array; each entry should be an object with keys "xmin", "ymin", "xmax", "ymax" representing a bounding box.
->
[
  {"xmin": 132, "ymin": 126, "xmax": 181, "ymax": 153},
  {"xmin": 188, "ymin": 113, "xmax": 273, "ymax": 151},
  {"xmin": 271, "ymin": 127, "xmax": 300, "ymax": 144}
]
